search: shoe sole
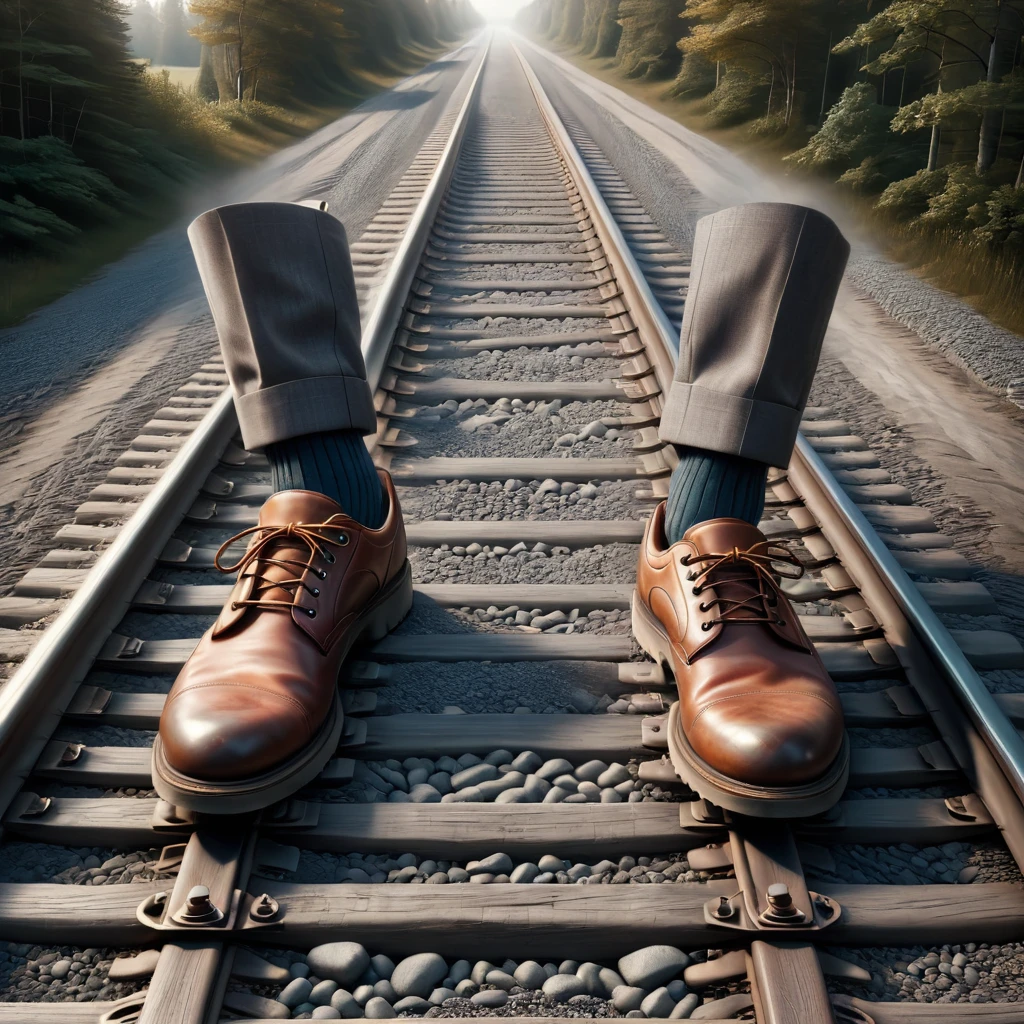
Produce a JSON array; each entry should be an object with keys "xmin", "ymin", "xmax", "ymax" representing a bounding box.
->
[
  {"xmin": 151, "ymin": 560, "xmax": 414, "ymax": 815},
  {"xmin": 631, "ymin": 589, "xmax": 850, "ymax": 819}
]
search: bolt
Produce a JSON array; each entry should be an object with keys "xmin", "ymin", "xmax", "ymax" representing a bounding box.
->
[
  {"xmin": 766, "ymin": 883, "xmax": 792, "ymax": 910},
  {"xmin": 814, "ymin": 894, "xmax": 834, "ymax": 918},
  {"xmin": 712, "ymin": 895, "xmax": 735, "ymax": 920},
  {"xmin": 187, "ymin": 885, "xmax": 213, "ymax": 915},
  {"xmin": 250, "ymin": 893, "xmax": 279, "ymax": 921}
]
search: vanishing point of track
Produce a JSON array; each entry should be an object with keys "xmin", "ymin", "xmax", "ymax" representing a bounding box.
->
[{"xmin": 1, "ymin": 34, "xmax": 1024, "ymax": 1024}]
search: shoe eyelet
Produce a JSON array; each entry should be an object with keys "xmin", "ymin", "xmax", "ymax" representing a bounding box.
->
[
  {"xmin": 230, "ymin": 602, "xmax": 239, "ymax": 611},
  {"xmin": 686, "ymin": 573, "xmax": 695, "ymax": 581},
  {"xmin": 337, "ymin": 533, "xmax": 349, "ymax": 546},
  {"xmin": 317, "ymin": 569, "xmax": 327, "ymax": 580},
  {"xmin": 307, "ymin": 608, "xmax": 317, "ymax": 618},
  {"xmin": 698, "ymin": 602, "xmax": 709, "ymax": 612},
  {"xmin": 776, "ymin": 619, "xmax": 786, "ymax": 627},
  {"xmin": 692, "ymin": 586, "xmax": 702, "ymax": 597},
  {"xmin": 325, "ymin": 552, "xmax": 336, "ymax": 564},
  {"xmin": 701, "ymin": 621, "xmax": 713, "ymax": 632},
  {"xmin": 680, "ymin": 555, "xmax": 691, "ymax": 566},
  {"xmin": 312, "ymin": 588, "xmax": 320, "ymax": 598}
]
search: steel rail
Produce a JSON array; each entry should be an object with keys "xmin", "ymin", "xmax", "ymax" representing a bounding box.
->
[
  {"xmin": 516, "ymin": 36, "xmax": 1024, "ymax": 817},
  {"xmin": 0, "ymin": 41, "xmax": 492, "ymax": 825},
  {"xmin": 793, "ymin": 434, "xmax": 1024, "ymax": 807},
  {"xmin": 361, "ymin": 35, "xmax": 491, "ymax": 393},
  {"xmin": 0, "ymin": 387, "xmax": 237, "ymax": 820},
  {"xmin": 511, "ymin": 41, "xmax": 679, "ymax": 405}
]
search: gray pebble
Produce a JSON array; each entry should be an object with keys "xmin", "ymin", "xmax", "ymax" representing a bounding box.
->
[
  {"xmin": 393, "ymin": 996, "xmax": 432, "ymax": 1014},
  {"xmin": 612, "ymin": 986, "xmax": 646, "ymax": 1012},
  {"xmin": 511, "ymin": 751, "xmax": 543, "ymax": 773},
  {"xmin": 408, "ymin": 784, "xmax": 442, "ymax": 804},
  {"xmin": 536, "ymin": 758, "xmax": 574, "ymax": 781},
  {"xmin": 330, "ymin": 991, "xmax": 363, "ymax": 1018},
  {"xmin": 449, "ymin": 961, "xmax": 472, "ymax": 985},
  {"xmin": 511, "ymin": 862, "xmax": 540, "ymax": 883},
  {"xmin": 514, "ymin": 960, "xmax": 548, "ymax": 990},
  {"xmin": 430, "ymin": 987, "xmax": 457, "ymax": 1005},
  {"xmin": 671, "ymin": 993, "xmax": 701, "ymax": 1018},
  {"xmin": 391, "ymin": 953, "xmax": 448, "ymax": 998},
  {"xmin": 362, "ymin": 997, "xmax": 395, "ymax": 1019},
  {"xmin": 543, "ymin": 974, "xmax": 587, "ymax": 1002},
  {"xmin": 538, "ymin": 854, "xmax": 566, "ymax": 873},
  {"xmin": 451, "ymin": 763, "xmax": 498, "ymax": 790},
  {"xmin": 312, "ymin": 1009, "xmax": 342, "ymax": 1020},
  {"xmin": 575, "ymin": 759, "xmax": 608, "ymax": 782},
  {"xmin": 471, "ymin": 989, "xmax": 509, "ymax": 1007},
  {"xmin": 279, "ymin": 978, "xmax": 314, "ymax": 1009},
  {"xmin": 618, "ymin": 946, "xmax": 690, "ymax": 988},
  {"xmin": 372, "ymin": 980, "xmax": 397, "ymax": 1003},
  {"xmin": 311, "ymin": 980, "xmax": 340, "ymax": 1005},
  {"xmin": 352, "ymin": 985, "xmax": 374, "ymax": 1006},
  {"xmin": 642, "ymin": 986, "xmax": 676, "ymax": 1017},
  {"xmin": 469, "ymin": 852, "xmax": 514, "ymax": 876}
]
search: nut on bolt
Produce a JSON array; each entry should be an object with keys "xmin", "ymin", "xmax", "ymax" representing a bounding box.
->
[
  {"xmin": 711, "ymin": 895, "xmax": 736, "ymax": 920},
  {"xmin": 250, "ymin": 893, "xmax": 280, "ymax": 921},
  {"xmin": 172, "ymin": 884, "xmax": 224, "ymax": 926}
]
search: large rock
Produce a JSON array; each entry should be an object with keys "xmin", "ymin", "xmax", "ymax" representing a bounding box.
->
[
  {"xmin": 611, "ymin": 986, "xmax": 646, "ymax": 1012},
  {"xmin": 641, "ymin": 987, "xmax": 676, "ymax": 1018},
  {"xmin": 308, "ymin": 943, "xmax": 370, "ymax": 986},
  {"xmin": 514, "ymin": 961, "xmax": 548, "ymax": 990},
  {"xmin": 391, "ymin": 953, "xmax": 448, "ymax": 999},
  {"xmin": 542, "ymin": 974, "xmax": 587, "ymax": 1002},
  {"xmin": 618, "ymin": 946, "xmax": 690, "ymax": 989},
  {"xmin": 363, "ymin": 996, "xmax": 395, "ymax": 1018},
  {"xmin": 468, "ymin": 852, "xmax": 513, "ymax": 876}
]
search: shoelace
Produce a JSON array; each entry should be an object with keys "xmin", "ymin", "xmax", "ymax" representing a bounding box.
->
[
  {"xmin": 214, "ymin": 516, "xmax": 352, "ymax": 617},
  {"xmin": 681, "ymin": 541, "xmax": 804, "ymax": 631}
]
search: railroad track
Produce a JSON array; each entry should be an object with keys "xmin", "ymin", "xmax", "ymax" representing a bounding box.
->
[{"xmin": 1, "ymin": 33, "xmax": 1023, "ymax": 1024}]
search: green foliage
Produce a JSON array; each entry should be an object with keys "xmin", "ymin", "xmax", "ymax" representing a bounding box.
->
[
  {"xmin": 670, "ymin": 50, "xmax": 716, "ymax": 98},
  {"xmin": 876, "ymin": 168, "xmax": 949, "ymax": 220},
  {"xmin": 580, "ymin": 0, "xmax": 620, "ymax": 57},
  {"xmin": 921, "ymin": 163, "xmax": 992, "ymax": 228},
  {"xmin": 616, "ymin": 0, "xmax": 685, "ymax": 79},
  {"xmin": 702, "ymin": 67, "xmax": 761, "ymax": 127},
  {"xmin": 785, "ymin": 84, "xmax": 893, "ymax": 173},
  {"xmin": 0, "ymin": 0, "xmax": 478, "ymax": 267},
  {"xmin": 976, "ymin": 183, "xmax": 1024, "ymax": 247}
]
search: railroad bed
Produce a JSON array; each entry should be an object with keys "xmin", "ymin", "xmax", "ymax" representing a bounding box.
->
[{"xmin": 0, "ymin": 35, "xmax": 1023, "ymax": 1024}]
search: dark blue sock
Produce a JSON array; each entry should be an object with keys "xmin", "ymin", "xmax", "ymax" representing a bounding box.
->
[
  {"xmin": 266, "ymin": 429, "xmax": 386, "ymax": 529},
  {"xmin": 664, "ymin": 446, "xmax": 768, "ymax": 545}
]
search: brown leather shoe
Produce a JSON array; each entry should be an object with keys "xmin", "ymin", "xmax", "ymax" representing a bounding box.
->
[
  {"xmin": 152, "ymin": 472, "xmax": 411, "ymax": 813},
  {"xmin": 633, "ymin": 505, "xmax": 848, "ymax": 817}
]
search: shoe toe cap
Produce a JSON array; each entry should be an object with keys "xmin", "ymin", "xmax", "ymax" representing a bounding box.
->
[
  {"xmin": 160, "ymin": 688, "xmax": 309, "ymax": 782},
  {"xmin": 691, "ymin": 691, "xmax": 844, "ymax": 787}
]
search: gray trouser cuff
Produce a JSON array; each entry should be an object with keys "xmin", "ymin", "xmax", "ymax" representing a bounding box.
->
[
  {"xmin": 235, "ymin": 374, "xmax": 377, "ymax": 450},
  {"xmin": 658, "ymin": 381, "xmax": 803, "ymax": 467}
]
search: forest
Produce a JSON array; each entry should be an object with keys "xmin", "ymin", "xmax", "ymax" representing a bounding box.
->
[
  {"xmin": 0, "ymin": 0, "xmax": 478, "ymax": 318},
  {"xmin": 519, "ymin": 0, "xmax": 1024, "ymax": 325}
]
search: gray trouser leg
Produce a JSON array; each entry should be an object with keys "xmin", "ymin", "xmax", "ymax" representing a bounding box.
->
[
  {"xmin": 187, "ymin": 202, "xmax": 376, "ymax": 451},
  {"xmin": 658, "ymin": 202, "xmax": 850, "ymax": 468}
]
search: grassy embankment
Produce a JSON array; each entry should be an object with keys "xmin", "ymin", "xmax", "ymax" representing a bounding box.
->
[
  {"xmin": 1, "ymin": 41, "xmax": 450, "ymax": 329},
  {"xmin": 538, "ymin": 43, "xmax": 1024, "ymax": 338}
]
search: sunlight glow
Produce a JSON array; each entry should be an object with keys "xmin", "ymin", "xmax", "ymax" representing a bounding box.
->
[{"xmin": 470, "ymin": 0, "xmax": 531, "ymax": 22}]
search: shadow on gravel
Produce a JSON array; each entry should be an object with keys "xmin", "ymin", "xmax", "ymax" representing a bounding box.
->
[{"xmin": 370, "ymin": 89, "xmax": 437, "ymax": 111}]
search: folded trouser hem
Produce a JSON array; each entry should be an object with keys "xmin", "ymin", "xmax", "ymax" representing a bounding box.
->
[
  {"xmin": 234, "ymin": 375, "xmax": 377, "ymax": 450},
  {"xmin": 657, "ymin": 381, "xmax": 803, "ymax": 468}
]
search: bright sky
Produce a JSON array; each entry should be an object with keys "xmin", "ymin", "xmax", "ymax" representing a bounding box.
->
[{"xmin": 470, "ymin": 0, "xmax": 532, "ymax": 22}]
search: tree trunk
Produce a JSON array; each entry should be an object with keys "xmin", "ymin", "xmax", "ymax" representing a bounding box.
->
[
  {"xmin": 767, "ymin": 64, "xmax": 775, "ymax": 117},
  {"xmin": 818, "ymin": 30, "xmax": 832, "ymax": 124},
  {"xmin": 927, "ymin": 119, "xmax": 941, "ymax": 171},
  {"xmin": 976, "ymin": 1, "xmax": 1004, "ymax": 174}
]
